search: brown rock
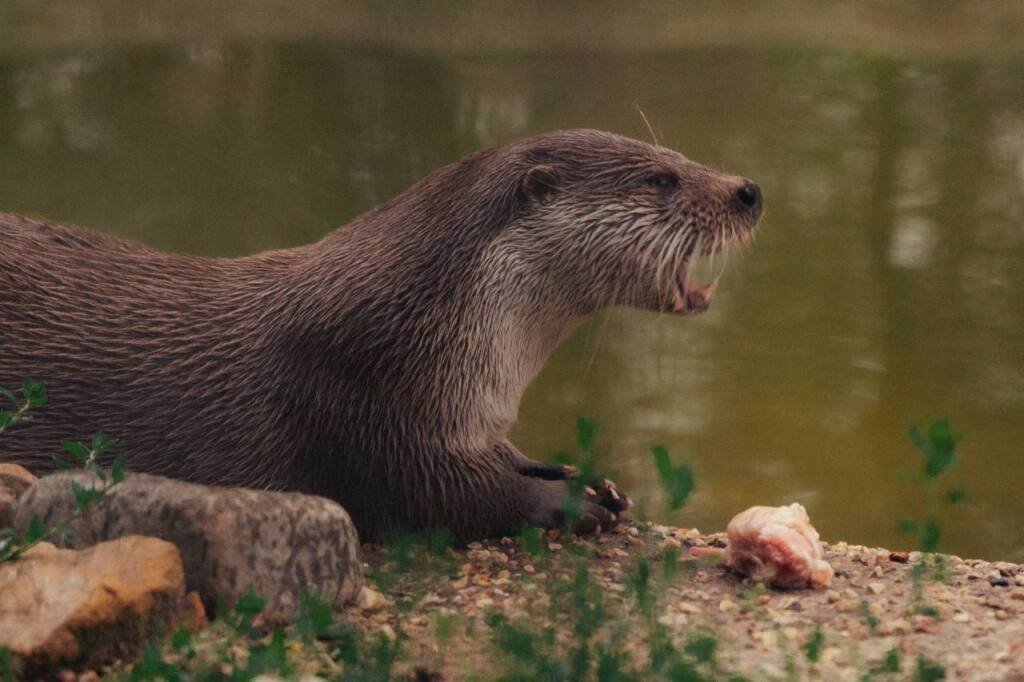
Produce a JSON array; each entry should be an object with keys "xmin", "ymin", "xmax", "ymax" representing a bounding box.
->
[
  {"xmin": 0, "ymin": 462, "xmax": 36, "ymax": 527},
  {"xmin": 0, "ymin": 536, "xmax": 190, "ymax": 675}
]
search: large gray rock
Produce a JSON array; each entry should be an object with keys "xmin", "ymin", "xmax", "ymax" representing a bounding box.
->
[{"xmin": 15, "ymin": 472, "xmax": 363, "ymax": 622}]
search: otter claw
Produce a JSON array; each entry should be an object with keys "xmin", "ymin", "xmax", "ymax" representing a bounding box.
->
[{"xmin": 586, "ymin": 479, "xmax": 631, "ymax": 515}]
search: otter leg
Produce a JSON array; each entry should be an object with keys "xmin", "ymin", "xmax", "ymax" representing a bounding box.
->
[
  {"xmin": 494, "ymin": 441, "xmax": 631, "ymax": 534},
  {"xmin": 520, "ymin": 477, "xmax": 631, "ymax": 535},
  {"xmin": 494, "ymin": 439, "xmax": 577, "ymax": 480}
]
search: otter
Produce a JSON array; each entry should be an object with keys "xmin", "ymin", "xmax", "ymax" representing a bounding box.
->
[{"xmin": 0, "ymin": 129, "xmax": 761, "ymax": 542}]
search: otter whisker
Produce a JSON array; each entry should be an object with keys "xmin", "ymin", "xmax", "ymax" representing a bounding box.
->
[{"xmin": 634, "ymin": 102, "xmax": 660, "ymax": 146}]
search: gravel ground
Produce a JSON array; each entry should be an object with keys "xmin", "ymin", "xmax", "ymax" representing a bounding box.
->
[{"xmin": 352, "ymin": 521, "xmax": 1024, "ymax": 681}]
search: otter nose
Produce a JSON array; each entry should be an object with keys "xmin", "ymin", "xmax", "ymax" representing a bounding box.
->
[{"xmin": 733, "ymin": 180, "xmax": 762, "ymax": 218}]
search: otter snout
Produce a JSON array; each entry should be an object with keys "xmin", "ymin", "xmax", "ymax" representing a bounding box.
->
[{"xmin": 732, "ymin": 179, "xmax": 763, "ymax": 220}]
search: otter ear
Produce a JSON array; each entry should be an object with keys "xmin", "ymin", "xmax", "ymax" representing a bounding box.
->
[{"xmin": 520, "ymin": 164, "xmax": 561, "ymax": 204}]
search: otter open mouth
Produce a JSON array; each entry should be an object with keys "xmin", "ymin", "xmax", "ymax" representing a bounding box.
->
[{"xmin": 671, "ymin": 266, "xmax": 719, "ymax": 315}]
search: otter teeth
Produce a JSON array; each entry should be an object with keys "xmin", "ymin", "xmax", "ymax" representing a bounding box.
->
[{"xmin": 675, "ymin": 272, "xmax": 719, "ymax": 314}]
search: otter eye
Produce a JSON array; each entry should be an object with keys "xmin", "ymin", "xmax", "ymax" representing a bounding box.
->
[{"xmin": 646, "ymin": 172, "xmax": 678, "ymax": 190}]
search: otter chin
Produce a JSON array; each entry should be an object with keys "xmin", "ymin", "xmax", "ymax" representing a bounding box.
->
[{"xmin": 0, "ymin": 129, "xmax": 761, "ymax": 542}]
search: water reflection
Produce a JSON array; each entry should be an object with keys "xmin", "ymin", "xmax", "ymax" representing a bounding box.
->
[{"xmin": 0, "ymin": 37, "xmax": 1021, "ymax": 560}]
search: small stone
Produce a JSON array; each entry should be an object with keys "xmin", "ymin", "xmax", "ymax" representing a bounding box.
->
[
  {"xmin": 867, "ymin": 582, "xmax": 885, "ymax": 595},
  {"xmin": 548, "ymin": 543, "xmax": 563, "ymax": 551},
  {"xmin": 879, "ymin": 618, "xmax": 912, "ymax": 635},
  {"xmin": 661, "ymin": 538, "xmax": 682, "ymax": 550},
  {"xmin": 718, "ymin": 599, "xmax": 737, "ymax": 613},
  {"xmin": 0, "ymin": 463, "xmax": 36, "ymax": 528},
  {"xmin": 523, "ymin": 564, "xmax": 535, "ymax": 574},
  {"xmin": 417, "ymin": 592, "xmax": 443, "ymax": 607},
  {"xmin": 952, "ymin": 612, "xmax": 971, "ymax": 623},
  {"xmin": 912, "ymin": 615, "xmax": 940, "ymax": 634},
  {"xmin": 989, "ymin": 577, "xmax": 1011, "ymax": 587},
  {"xmin": 625, "ymin": 526, "xmax": 640, "ymax": 537},
  {"xmin": 835, "ymin": 599, "xmax": 859, "ymax": 613},
  {"xmin": 378, "ymin": 625, "xmax": 396, "ymax": 641},
  {"xmin": 889, "ymin": 551, "xmax": 910, "ymax": 563},
  {"xmin": 677, "ymin": 602, "xmax": 702, "ymax": 614},
  {"xmin": 0, "ymin": 463, "xmax": 36, "ymax": 494},
  {"xmin": 358, "ymin": 587, "xmax": 387, "ymax": 611}
]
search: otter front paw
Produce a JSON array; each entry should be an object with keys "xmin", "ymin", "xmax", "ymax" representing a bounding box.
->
[{"xmin": 524, "ymin": 478, "xmax": 631, "ymax": 535}]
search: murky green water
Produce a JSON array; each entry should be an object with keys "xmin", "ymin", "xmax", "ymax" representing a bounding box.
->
[{"xmin": 2, "ymin": 4, "xmax": 1022, "ymax": 560}]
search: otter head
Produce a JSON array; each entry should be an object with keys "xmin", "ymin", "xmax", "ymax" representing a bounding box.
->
[{"xmin": 493, "ymin": 129, "xmax": 762, "ymax": 320}]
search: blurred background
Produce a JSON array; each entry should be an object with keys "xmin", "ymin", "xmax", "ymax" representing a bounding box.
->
[{"xmin": 1, "ymin": 1, "xmax": 1022, "ymax": 560}]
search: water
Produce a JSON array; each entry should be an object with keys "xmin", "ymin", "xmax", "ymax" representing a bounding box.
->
[{"xmin": 2, "ymin": 3, "xmax": 1022, "ymax": 560}]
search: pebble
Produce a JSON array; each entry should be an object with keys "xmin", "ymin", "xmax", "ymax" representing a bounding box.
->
[
  {"xmin": 880, "ymin": 618, "xmax": 912, "ymax": 635},
  {"xmin": 835, "ymin": 599, "xmax": 859, "ymax": 613},
  {"xmin": 360, "ymin": 585, "xmax": 391, "ymax": 610},
  {"xmin": 867, "ymin": 582, "xmax": 886, "ymax": 595}
]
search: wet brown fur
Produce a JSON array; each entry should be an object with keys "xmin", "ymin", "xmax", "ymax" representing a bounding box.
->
[{"xmin": 0, "ymin": 130, "xmax": 760, "ymax": 541}]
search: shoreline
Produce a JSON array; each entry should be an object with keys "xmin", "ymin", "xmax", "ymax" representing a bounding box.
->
[{"xmin": 344, "ymin": 520, "xmax": 1023, "ymax": 680}]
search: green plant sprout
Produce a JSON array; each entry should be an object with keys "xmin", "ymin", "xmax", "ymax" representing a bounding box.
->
[
  {"xmin": 897, "ymin": 419, "xmax": 967, "ymax": 554},
  {"xmin": 0, "ymin": 380, "xmax": 47, "ymax": 435},
  {"xmin": 0, "ymin": 431, "xmax": 123, "ymax": 564},
  {"xmin": 651, "ymin": 444, "xmax": 695, "ymax": 513}
]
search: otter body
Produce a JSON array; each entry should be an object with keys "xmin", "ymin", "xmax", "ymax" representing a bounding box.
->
[{"xmin": 0, "ymin": 130, "xmax": 761, "ymax": 541}]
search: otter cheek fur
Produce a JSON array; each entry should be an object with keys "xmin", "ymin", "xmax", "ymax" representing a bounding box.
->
[{"xmin": 0, "ymin": 129, "xmax": 761, "ymax": 542}]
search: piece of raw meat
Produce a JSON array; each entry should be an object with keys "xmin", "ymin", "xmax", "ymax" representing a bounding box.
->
[{"xmin": 722, "ymin": 503, "xmax": 833, "ymax": 589}]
